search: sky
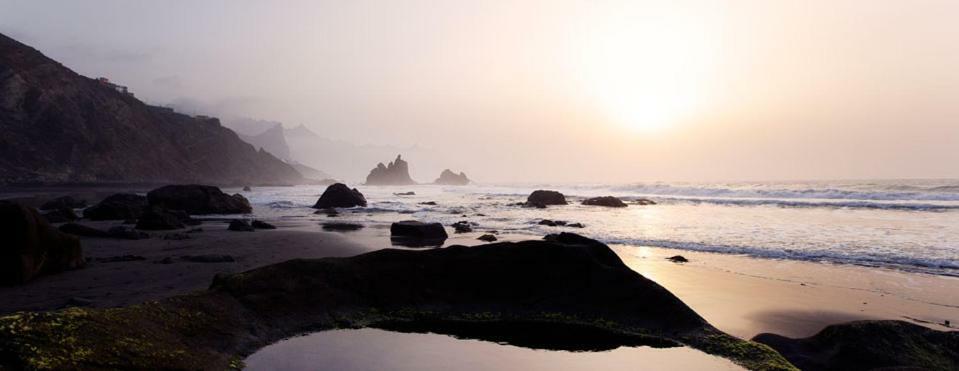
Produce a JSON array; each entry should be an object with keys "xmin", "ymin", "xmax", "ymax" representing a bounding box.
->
[{"xmin": 2, "ymin": 0, "xmax": 958, "ymax": 183}]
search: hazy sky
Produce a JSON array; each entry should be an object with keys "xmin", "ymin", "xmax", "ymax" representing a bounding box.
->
[{"xmin": 2, "ymin": 0, "xmax": 957, "ymax": 183}]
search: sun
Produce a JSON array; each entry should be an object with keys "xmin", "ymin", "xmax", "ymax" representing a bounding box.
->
[{"xmin": 573, "ymin": 9, "xmax": 716, "ymax": 133}]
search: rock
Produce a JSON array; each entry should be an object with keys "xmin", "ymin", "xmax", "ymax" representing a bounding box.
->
[
  {"xmin": 394, "ymin": 191, "xmax": 416, "ymax": 196},
  {"xmin": 391, "ymin": 220, "xmax": 449, "ymax": 239},
  {"xmin": 107, "ymin": 226, "xmax": 149, "ymax": 240},
  {"xmin": 477, "ymin": 234, "xmax": 498, "ymax": 242},
  {"xmin": 582, "ymin": 196, "xmax": 628, "ymax": 208},
  {"xmin": 40, "ymin": 196, "xmax": 87, "ymax": 211},
  {"xmin": 97, "ymin": 255, "xmax": 147, "ymax": 263},
  {"xmin": 312, "ymin": 183, "xmax": 368, "ymax": 209},
  {"xmin": 135, "ymin": 208, "xmax": 186, "ymax": 230},
  {"xmin": 321, "ymin": 223, "xmax": 364, "ymax": 231},
  {"xmin": 365, "ymin": 154, "xmax": 417, "ymax": 185},
  {"xmin": 667, "ymin": 255, "xmax": 689, "ymax": 263},
  {"xmin": 227, "ymin": 220, "xmax": 255, "ymax": 232},
  {"xmin": 553, "ymin": 220, "xmax": 568, "ymax": 226},
  {"xmin": 83, "ymin": 193, "xmax": 148, "ymax": 221},
  {"xmin": 634, "ymin": 198, "xmax": 657, "ymax": 206},
  {"xmin": 0, "ymin": 200, "xmax": 84, "ymax": 285},
  {"xmin": 754, "ymin": 320, "xmax": 959, "ymax": 371},
  {"xmin": 566, "ymin": 223, "xmax": 585, "ymax": 228},
  {"xmin": 59, "ymin": 223, "xmax": 111, "ymax": 238},
  {"xmin": 181, "ymin": 255, "xmax": 235, "ymax": 263},
  {"xmin": 452, "ymin": 221, "xmax": 473, "ymax": 233},
  {"xmin": 42, "ymin": 208, "xmax": 79, "ymax": 223},
  {"xmin": 538, "ymin": 219, "xmax": 558, "ymax": 227},
  {"xmin": 434, "ymin": 169, "xmax": 470, "ymax": 185},
  {"xmin": 243, "ymin": 186, "xmax": 252, "ymax": 192},
  {"xmin": 418, "ymin": 201, "xmax": 437, "ymax": 206},
  {"xmin": 251, "ymin": 220, "xmax": 276, "ymax": 230},
  {"xmin": 147, "ymin": 185, "xmax": 252, "ymax": 214},
  {"xmin": 0, "ymin": 233, "xmax": 793, "ymax": 370},
  {"xmin": 526, "ymin": 190, "xmax": 568, "ymax": 206}
]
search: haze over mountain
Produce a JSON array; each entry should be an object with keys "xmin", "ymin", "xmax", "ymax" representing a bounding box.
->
[{"xmin": 0, "ymin": 33, "xmax": 304, "ymax": 186}]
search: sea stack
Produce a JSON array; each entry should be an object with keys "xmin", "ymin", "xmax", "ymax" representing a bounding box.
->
[
  {"xmin": 365, "ymin": 155, "xmax": 416, "ymax": 185},
  {"xmin": 434, "ymin": 169, "xmax": 470, "ymax": 185}
]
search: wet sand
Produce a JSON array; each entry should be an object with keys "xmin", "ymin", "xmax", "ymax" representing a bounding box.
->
[{"xmin": 2, "ymin": 216, "xmax": 956, "ymax": 343}]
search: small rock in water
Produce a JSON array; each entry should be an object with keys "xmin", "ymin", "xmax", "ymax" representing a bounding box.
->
[
  {"xmin": 228, "ymin": 219, "xmax": 255, "ymax": 232},
  {"xmin": 181, "ymin": 255, "xmax": 235, "ymax": 263},
  {"xmin": 477, "ymin": 234, "xmax": 498, "ymax": 242},
  {"xmin": 566, "ymin": 222, "xmax": 585, "ymax": 228},
  {"xmin": 251, "ymin": 220, "xmax": 276, "ymax": 229},
  {"xmin": 582, "ymin": 196, "xmax": 628, "ymax": 208},
  {"xmin": 243, "ymin": 186, "xmax": 252, "ymax": 191},
  {"xmin": 394, "ymin": 191, "xmax": 415, "ymax": 196},
  {"xmin": 418, "ymin": 201, "xmax": 437, "ymax": 206},
  {"xmin": 452, "ymin": 221, "xmax": 473, "ymax": 233},
  {"xmin": 667, "ymin": 255, "xmax": 689, "ymax": 263},
  {"xmin": 634, "ymin": 198, "xmax": 657, "ymax": 205},
  {"xmin": 538, "ymin": 219, "xmax": 558, "ymax": 227}
]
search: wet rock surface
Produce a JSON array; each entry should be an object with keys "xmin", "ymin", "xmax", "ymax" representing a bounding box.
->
[
  {"xmin": 147, "ymin": 185, "xmax": 252, "ymax": 215},
  {"xmin": 312, "ymin": 183, "xmax": 367, "ymax": 209},
  {"xmin": 582, "ymin": 196, "xmax": 628, "ymax": 208},
  {"xmin": 526, "ymin": 190, "xmax": 568, "ymax": 207}
]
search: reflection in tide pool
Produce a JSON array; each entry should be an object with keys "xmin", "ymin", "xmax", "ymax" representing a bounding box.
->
[{"xmin": 245, "ymin": 328, "xmax": 744, "ymax": 371}]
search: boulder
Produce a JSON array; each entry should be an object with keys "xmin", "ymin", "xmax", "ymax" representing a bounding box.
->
[
  {"xmin": 582, "ymin": 196, "xmax": 628, "ymax": 208},
  {"xmin": 39, "ymin": 196, "xmax": 86, "ymax": 211},
  {"xmin": 434, "ymin": 169, "xmax": 470, "ymax": 185},
  {"xmin": 538, "ymin": 219, "xmax": 558, "ymax": 227},
  {"xmin": 667, "ymin": 255, "xmax": 689, "ymax": 263},
  {"xmin": 242, "ymin": 186, "xmax": 252, "ymax": 192},
  {"xmin": 59, "ymin": 223, "xmax": 111, "ymax": 238},
  {"xmin": 452, "ymin": 221, "xmax": 473, "ymax": 233},
  {"xmin": 147, "ymin": 185, "xmax": 252, "ymax": 215},
  {"xmin": 312, "ymin": 183, "xmax": 367, "ymax": 209},
  {"xmin": 526, "ymin": 190, "xmax": 567, "ymax": 207},
  {"xmin": 228, "ymin": 220, "xmax": 255, "ymax": 232},
  {"xmin": 754, "ymin": 320, "xmax": 959, "ymax": 371},
  {"xmin": 42, "ymin": 208, "xmax": 79, "ymax": 223},
  {"xmin": 0, "ymin": 200, "xmax": 84, "ymax": 285},
  {"xmin": 477, "ymin": 234, "xmax": 498, "ymax": 242},
  {"xmin": 251, "ymin": 220, "xmax": 276, "ymax": 230},
  {"xmin": 365, "ymin": 154, "xmax": 416, "ymax": 185},
  {"xmin": 567, "ymin": 223, "xmax": 585, "ymax": 228},
  {"xmin": 391, "ymin": 220, "xmax": 449, "ymax": 239},
  {"xmin": 83, "ymin": 193, "xmax": 148, "ymax": 221},
  {"xmin": 135, "ymin": 208, "xmax": 186, "ymax": 230}
]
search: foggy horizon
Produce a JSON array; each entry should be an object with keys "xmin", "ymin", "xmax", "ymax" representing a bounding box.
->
[{"xmin": 3, "ymin": 0, "xmax": 957, "ymax": 183}]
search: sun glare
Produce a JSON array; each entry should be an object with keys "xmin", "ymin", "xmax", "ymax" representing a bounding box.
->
[{"xmin": 575, "ymin": 10, "xmax": 716, "ymax": 133}]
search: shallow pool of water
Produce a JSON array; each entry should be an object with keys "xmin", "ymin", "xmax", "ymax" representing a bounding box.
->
[{"xmin": 244, "ymin": 328, "xmax": 744, "ymax": 370}]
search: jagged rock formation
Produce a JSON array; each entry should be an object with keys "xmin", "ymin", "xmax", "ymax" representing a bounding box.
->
[
  {"xmin": 0, "ymin": 33, "xmax": 303, "ymax": 186},
  {"xmin": 0, "ymin": 233, "xmax": 794, "ymax": 370},
  {"xmin": 365, "ymin": 155, "xmax": 416, "ymax": 185},
  {"xmin": 434, "ymin": 169, "xmax": 470, "ymax": 185}
]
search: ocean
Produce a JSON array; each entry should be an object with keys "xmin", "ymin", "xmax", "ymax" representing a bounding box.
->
[{"xmin": 239, "ymin": 179, "xmax": 959, "ymax": 277}]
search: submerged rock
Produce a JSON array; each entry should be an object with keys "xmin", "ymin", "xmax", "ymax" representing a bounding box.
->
[
  {"xmin": 754, "ymin": 320, "xmax": 959, "ymax": 371},
  {"xmin": 365, "ymin": 154, "xmax": 417, "ymax": 185},
  {"xmin": 227, "ymin": 220, "xmax": 255, "ymax": 232},
  {"xmin": 147, "ymin": 185, "xmax": 252, "ymax": 215},
  {"xmin": 526, "ymin": 190, "xmax": 567, "ymax": 207},
  {"xmin": 0, "ymin": 200, "xmax": 84, "ymax": 285},
  {"xmin": 83, "ymin": 193, "xmax": 148, "ymax": 221},
  {"xmin": 434, "ymin": 169, "xmax": 470, "ymax": 185},
  {"xmin": 0, "ymin": 233, "xmax": 794, "ymax": 370},
  {"xmin": 40, "ymin": 196, "xmax": 87, "ymax": 211},
  {"xmin": 582, "ymin": 196, "xmax": 628, "ymax": 208},
  {"xmin": 312, "ymin": 183, "xmax": 367, "ymax": 209}
]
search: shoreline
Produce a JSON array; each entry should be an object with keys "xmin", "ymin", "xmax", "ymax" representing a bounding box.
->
[{"xmin": 2, "ymin": 217, "xmax": 956, "ymax": 343}]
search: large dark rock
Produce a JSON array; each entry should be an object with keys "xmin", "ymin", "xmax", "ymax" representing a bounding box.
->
[
  {"xmin": 365, "ymin": 154, "xmax": 416, "ymax": 185},
  {"xmin": 135, "ymin": 208, "xmax": 186, "ymax": 230},
  {"xmin": 41, "ymin": 208, "xmax": 79, "ymax": 223},
  {"xmin": 0, "ymin": 200, "xmax": 84, "ymax": 285},
  {"xmin": 754, "ymin": 320, "xmax": 959, "ymax": 371},
  {"xmin": 0, "ymin": 33, "xmax": 304, "ymax": 186},
  {"xmin": 434, "ymin": 169, "xmax": 470, "ymax": 185},
  {"xmin": 582, "ymin": 196, "xmax": 628, "ymax": 208},
  {"xmin": 312, "ymin": 183, "xmax": 367, "ymax": 209},
  {"xmin": 83, "ymin": 193, "xmax": 147, "ymax": 221},
  {"xmin": 391, "ymin": 220, "xmax": 449, "ymax": 239},
  {"xmin": 0, "ymin": 233, "xmax": 793, "ymax": 370},
  {"xmin": 147, "ymin": 185, "xmax": 251, "ymax": 215},
  {"xmin": 526, "ymin": 190, "xmax": 568, "ymax": 207},
  {"xmin": 39, "ymin": 196, "xmax": 86, "ymax": 211}
]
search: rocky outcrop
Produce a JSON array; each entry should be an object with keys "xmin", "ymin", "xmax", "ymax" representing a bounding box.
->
[
  {"xmin": 365, "ymin": 155, "xmax": 416, "ymax": 185},
  {"xmin": 391, "ymin": 220, "xmax": 449, "ymax": 239},
  {"xmin": 41, "ymin": 208, "xmax": 79, "ymax": 223},
  {"xmin": 147, "ymin": 185, "xmax": 251, "ymax": 215},
  {"xmin": 135, "ymin": 208, "xmax": 186, "ymax": 230},
  {"xmin": 434, "ymin": 169, "xmax": 470, "ymax": 185},
  {"xmin": 0, "ymin": 233, "xmax": 793, "ymax": 370},
  {"xmin": 754, "ymin": 320, "xmax": 958, "ymax": 371},
  {"xmin": 0, "ymin": 33, "xmax": 303, "ymax": 186},
  {"xmin": 582, "ymin": 196, "xmax": 628, "ymax": 208},
  {"xmin": 39, "ymin": 196, "xmax": 86, "ymax": 211},
  {"xmin": 83, "ymin": 193, "xmax": 148, "ymax": 221},
  {"xmin": 0, "ymin": 200, "xmax": 84, "ymax": 285},
  {"xmin": 526, "ymin": 190, "xmax": 568, "ymax": 207},
  {"xmin": 312, "ymin": 183, "xmax": 367, "ymax": 209}
]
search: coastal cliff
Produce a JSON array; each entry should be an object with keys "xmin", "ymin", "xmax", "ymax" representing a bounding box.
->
[{"xmin": 0, "ymin": 33, "xmax": 304, "ymax": 186}]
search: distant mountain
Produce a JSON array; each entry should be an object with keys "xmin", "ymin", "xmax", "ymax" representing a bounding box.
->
[
  {"xmin": 238, "ymin": 123, "xmax": 291, "ymax": 161},
  {"xmin": 365, "ymin": 155, "xmax": 416, "ymax": 185},
  {"xmin": 0, "ymin": 33, "xmax": 304, "ymax": 186},
  {"xmin": 288, "ymin": 161, "xmax": 333, "ymax": 182}
]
